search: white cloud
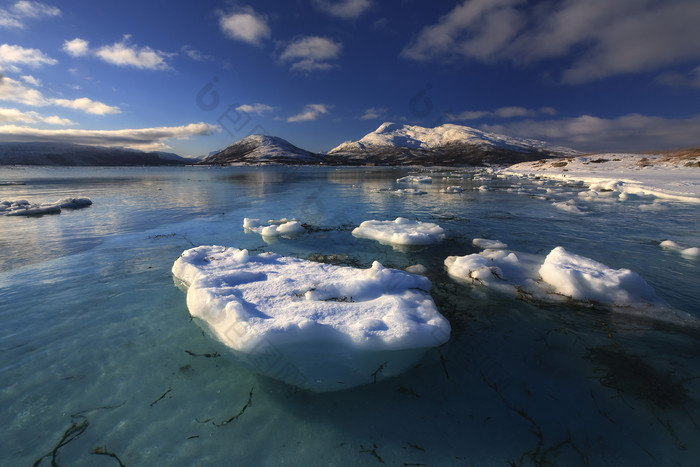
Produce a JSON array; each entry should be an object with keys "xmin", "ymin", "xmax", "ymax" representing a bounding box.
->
[
  {"xmin": 236, "ymin": 103, "xmax": 273, "ymax": 115},
  {"xmin": 181, "ymin": 45, "xmax": 212, "ymax": 61},
  {"xmin": 0, "ymin": 1, "xmax": 59, "ymax": 28},
  {"xmin": 0, "ymin": 43, "xmax": 57, "ymax": 69},
  {"xmin": 62, "ymin": 38, "xmax": 90, "ymax": 57},
  {"xmin": 360, "ymin": 107, "xmax": 387, "ymax": 120},
  {"xmin": 280, "ymin": 36, "xmax": 342, "ymax": 71},
  {"xmin": 0, "ymin": 75, "xmax": 121, "ymax": 115},
  {"xmin": 403, "ymin": 0, "xmax": 700, "ymax": 83},
  {"xmin": 95, "ymin": 36, "xmax": 172, "ymax": 70},
  {"xmin": 219, "ymin": 8, "xmax": 271, "ymax": 46},
  {"xmin": 656, "ymin": 65, "xmax": 700, "ymax": 89},
  {"xmin": 287, "ymin": 104, "xmax": 331, "ymax": 122},
  {"xmin": 0, "ymin": 122, "xmax": 219, "ymax": 151},
  {"xmin": 52, "ymin": 97, "xmax": 121, "ymax": 115},
  {"xmin": 481, "ymin": 113, "xmax": 700, "ymax": 152},
  {"xmin": 445, "ymin": 106, "xmax": 545, "ymax": 121},
  {"xmin": 20, "ymin": 74, "xmax": 41, "ymax": 86},
  {"xmin": 313, "ymin": 0, "xmax": 371, "ymax": 19},
  {"xmin": 0, "ymin": 106, "xmax": 74, "ymax": 125}
]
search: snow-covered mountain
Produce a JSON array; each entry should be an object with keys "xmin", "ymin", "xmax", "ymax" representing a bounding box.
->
[
  {"xmin": 0, "ymin": 142, "xmax": 191, "ymax": 166},
  {"xmin": 327, "ymin": 122, "xmax": 578, "ymax": 165},
  {"xmin": 199, "ymin": 134, "xmax": 323, "ymax": 165}
]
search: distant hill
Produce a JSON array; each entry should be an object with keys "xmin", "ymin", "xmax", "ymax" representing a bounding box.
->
[
  {"xmin": 198, "ymin": 134, "xmax": 324, "ymax": 165},
  {"xmin": 0, "ymin": 142, "xmax": 193, "ymax": 166},
  {"xmin": 325, "ymin": 122, "xmax": 579, "ymax": 165}
]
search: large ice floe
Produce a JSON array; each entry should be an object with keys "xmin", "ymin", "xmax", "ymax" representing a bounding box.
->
[
  {"xmin": 352, "ymin": 217, "xmax": 446, "ymax": 246},
  {"xmin": 172, "ymin": 246, "xmax": 451, "ymax": 391},
  {"xmin": 445, "ymin": 244, "xmax": 697, "ymax": 325}
]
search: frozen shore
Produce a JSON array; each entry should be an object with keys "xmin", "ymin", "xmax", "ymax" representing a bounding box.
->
[{"xmin": 500, "ymin": 151, "xmax": 700, "ymax": 203}]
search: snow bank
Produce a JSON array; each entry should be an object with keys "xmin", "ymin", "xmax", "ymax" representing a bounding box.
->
[
  {"xmin": 660, "ymin": 240, "xmax": 700, "ymax": 258},
  {"xmin": 172, "ymin": 246, "xmax": 450, "ymax": 391},
  {"xmin": 243, "ymin": 218, "xmax": 305, "ymax": 237},
  {"xmin": 446, "ymin": 245, "xmax": 676, "ymax": 314},
  {"xmin": 352, "ymin": 217, "xmax": 446, "ymax": 246},
  {"xmin": 502, "ymin": 153, "xmax": 700, "ymax": 204}
]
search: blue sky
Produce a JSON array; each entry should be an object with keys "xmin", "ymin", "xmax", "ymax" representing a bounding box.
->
[{"xmin": 1, "ymin": 0, "xmax": 700, "ymax": 156}]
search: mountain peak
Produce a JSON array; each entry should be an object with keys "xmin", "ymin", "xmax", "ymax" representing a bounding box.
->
[
  {"xmin": 200, "ymin": 134, "xmax": 323, "ymax": 165},
  {"xmin": 326, "ymin": 122, "xmax": 578, "ymax": 166}
]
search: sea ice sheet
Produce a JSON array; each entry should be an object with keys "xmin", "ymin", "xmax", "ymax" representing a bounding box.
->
[
  {"xmin": 352, "ymin": 217, "xmax": 446, "ymax": 245},
  {"xmin": 172, "ymin": 246, "xmax": 451, "ymax": 391}
]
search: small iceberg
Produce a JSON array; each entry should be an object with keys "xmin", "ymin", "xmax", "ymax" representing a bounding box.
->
[
  {"xmin": 243, "ymin": 218, "xmax": 306, "ymax": 237},
  {"xmin": 352, "ymin": 217, "xmax": 446, "ymax": 246},
  {"xmin": 172, "ymin": 246, "xmax": 451, "ymax": 391}
]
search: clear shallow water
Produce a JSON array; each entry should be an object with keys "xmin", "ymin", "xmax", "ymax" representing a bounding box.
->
[{"xmin": 1, "ymin": 166, "xmax": 699, "ymax": 466}]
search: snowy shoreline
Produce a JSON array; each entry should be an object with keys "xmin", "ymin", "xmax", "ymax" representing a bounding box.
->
[{"xmin": 499, "ymin": 151, "xmax": 700, "ymax": 203}]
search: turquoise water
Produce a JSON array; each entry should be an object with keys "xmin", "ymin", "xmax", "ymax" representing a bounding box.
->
[{"xmin": 1, "ymin": 166, "xmax": 699, "ymax": 466}]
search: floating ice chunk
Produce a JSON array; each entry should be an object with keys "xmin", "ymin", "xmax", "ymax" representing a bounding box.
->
[
  {"xmin": 396, "ymin": 175, "xmax": 432, "ymax": 184},
  {"xmin": 393, "ymin": 188, "xmax": 427, "ymax": 195},
  {"xmin": 243, "ymin": 217, "xmax": 305, "ymax": 237},
  {"xmin": 552, "ymin": 199, "xmax": 587, "ymax": 214},
  {"xmin": 660, "ymin": 240, "xmax": 700, "ymax": 259},
  {"xmin": 472, "ymin": 238, "xmax": 508, "ymax": 250},
  {"xmin": 1, "ymin": 199, "xmax": 61, "ymax": 216},
  {"xmin": 172, "ymin": 246, "xmax": 451, "ymax": 391},
  {"xmin": 352, "ymin": 217, "xmax": 446, "ymax": 246},
  {"xmin": 539, "ymin": 247, "xmax": 660, "ymax": 306},
  {"xmin": 446, "ymin": 246, "xmax": 671, "ymax": 311},
  {"xmin": 405, "ymin": 264, "xmax": 428, "ymax": 275},
  {"xmin": 55, "ymin": 197, "xmax": 92, "ymax": 209},
  {"xmin": 444, "ymin": 249, "xmax": 541, "ymax": 296},
  {"xmin": 441, "ymin": 186, "xmax": 463, "ymax": 193}
]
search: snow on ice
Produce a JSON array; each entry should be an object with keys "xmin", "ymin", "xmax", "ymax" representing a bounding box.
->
[
  {"xmin": 445, "ymin": 244, "xmax": 696, "ymax": 324},
  {"xmin": 172, "ymin": 245, "xmax": 450, "ymax": 391},
  {"xmin": 352, "ymin": 217, "xmax": 446, "ymax": 246},
  {"xmin": 660, "ymin": 240, "xmax": 700, "ymax": 258},
  {"xmin": 243, "ymin": 218, "xmax": 306, "ymax": 237},
  {"xmin": 1, "ymin": 197, "xmax": 91, "ymax": 216}
]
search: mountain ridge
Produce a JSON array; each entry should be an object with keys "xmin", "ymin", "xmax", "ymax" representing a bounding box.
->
[
  {"xmin": 0, "ymin": 142, "xmax": 192, "ymax": 166},
  {"xmin": 198, "ymin": 134, "xmax": 324, "ymax": 166}
]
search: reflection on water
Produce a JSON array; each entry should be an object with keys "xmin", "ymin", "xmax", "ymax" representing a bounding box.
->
[{"xmin": 1, "ymin": 166, "xmax": 699, "ymax": 466}]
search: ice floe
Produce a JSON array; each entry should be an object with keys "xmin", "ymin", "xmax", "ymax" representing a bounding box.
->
[
  {"xmin": 445, "ymin": 244, "xmax": 695, "ymax": 324},
  {"xmin": 660, "ymin": 240, "xmax": 700, "ymax": 258},
  {"xmin": 352, "ymin": 217, "xmax": 446, "ymax": 246},
  {"xmin": 243, "ymin": 218, "xmax": 306, "ymax": 237},
  {"xmin": 172, "ymin": 246, "xmax": 451, "ymax": 391},
  {"xmin": 396, "ymin": 175, "xmax": 432, "ymax": 184},
  {"xmin": 1, "ymin": 197, "xmax": 93, "ymax": 216},
  {"xmin": 441, "ymin": 186, "xmax": 463, "ymax": 193},
  {"xmin": 472, "ymin": 238, "xmax": 508, "ymax": 250}
]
